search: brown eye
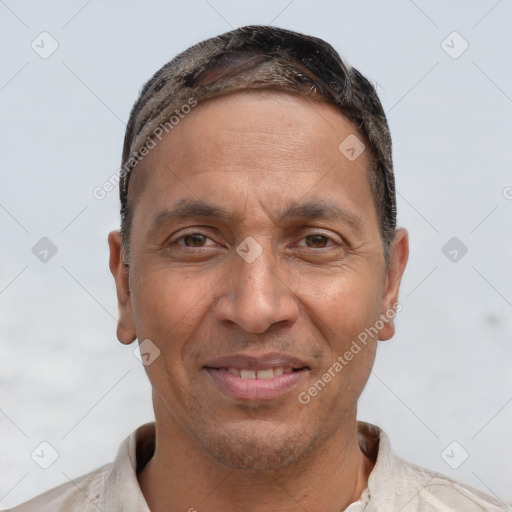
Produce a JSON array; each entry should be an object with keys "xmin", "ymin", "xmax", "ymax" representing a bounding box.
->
[
  {"xmin": 181, "ymin": 234, "xmax": 209, "ymax": 247},
  {"xmin": 304, "ymin": 234, "xmax": 330, "ymax": 248}
]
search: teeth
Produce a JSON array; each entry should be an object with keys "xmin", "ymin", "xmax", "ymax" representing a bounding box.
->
[
  {"xmin": 240, "ymin": 369, "xmax": 256, "ymax": 380},
  {"xmin": 225, "ymin": 367, "xmax": 297, "ymax": 379},
  {"xmin": 256, "ymin": 369, "xmax": 274, "ymax": 380}
]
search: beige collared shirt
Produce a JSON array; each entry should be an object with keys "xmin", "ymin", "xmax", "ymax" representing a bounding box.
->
[{"xmin": 11, "ymin": 422, "xmax": 507, "ymax": 511}]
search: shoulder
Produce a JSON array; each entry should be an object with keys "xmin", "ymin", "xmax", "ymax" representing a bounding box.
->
[
  {"xmin": 7, "ymin": 423, "xmax": 154, "ymax": 512},
  {"xmin": 357, "ymin": 422, "xmax": 508, "ymax": 511},
  {"xmin": 8, "ymin": 463, "xmax": 111, "ymax": 512},
  {"xmin": 374, "ymin": 446, "xmax": 507, "ymax": 510},
  {"xmin": 389, "ymin": 455, "xmax": 507, "ymax": 511}
]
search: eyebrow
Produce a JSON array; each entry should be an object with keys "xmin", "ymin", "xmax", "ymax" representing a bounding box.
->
[
  {"xmin": 148, "ymin": 198, "xmax": 364, "ymax": 237},
  {"xmin": 148, "ymin": 199, "xmax": 233, "ymax": 235},
  {"xmin": 277, "ymin": 201, "xmax": 364, "ymax": 234}
]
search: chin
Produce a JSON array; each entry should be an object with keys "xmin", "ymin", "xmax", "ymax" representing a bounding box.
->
[{"xmin": 194, "ymin": 420, "xmax": 320, "ymax": 471}]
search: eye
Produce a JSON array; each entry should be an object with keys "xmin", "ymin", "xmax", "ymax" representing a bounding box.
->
[
  {"xmin": 174, "ymin": 233, "xmax": 216, "ymax": 248},
  {"xmin": 164, "ymin": 230, "xmax": 225, "ymax": 261},
  {"xmin": 299, "ymin": 234, "xmax": 334, "ymax": 248}
]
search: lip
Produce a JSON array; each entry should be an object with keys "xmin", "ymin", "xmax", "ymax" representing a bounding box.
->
[
  {"xmin": 203, "ymin": 352, "xmax": 310, "ymax": 371},
  {"xmin": 203, "ymin": 352, "xmax": 310, "ymax": 401}
]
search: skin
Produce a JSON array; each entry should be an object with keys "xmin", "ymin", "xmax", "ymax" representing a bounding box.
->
[{"xmin": 109, "ymin": 90, "xmax": 409, "ymax": 512}]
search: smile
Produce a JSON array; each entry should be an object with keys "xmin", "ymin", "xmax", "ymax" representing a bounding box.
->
[
  {"xmin": 203, "ymin": 354, "xmax": 310, "ymax": 400},
  {"xmin": 220, "ymin": 366, "xmax": 300, "ymax": 379}
]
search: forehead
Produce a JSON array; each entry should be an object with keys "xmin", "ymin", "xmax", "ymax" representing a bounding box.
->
[
  {"xmin": 176, "ymin": 91, "xmax": 364, "ymax": 166},
  {"xmin": 129, "ymin": 90, "xmax": 377, "ymax": 235}
]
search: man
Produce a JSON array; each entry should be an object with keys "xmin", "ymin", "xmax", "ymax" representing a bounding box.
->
[{"xmin": 13, "ymin": 25, "xmax": 506, "ymax": 511}]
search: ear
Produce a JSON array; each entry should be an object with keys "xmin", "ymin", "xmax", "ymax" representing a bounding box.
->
[
  {"xmin": 378, "ymin": 228, "xmax": 409, "ymax": 341},
  {"xmin": 108, "ymin": 230, "xmax": 137, "ymax": 345}
]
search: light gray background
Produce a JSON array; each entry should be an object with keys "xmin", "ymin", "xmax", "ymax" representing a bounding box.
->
[{"xmin": 1, "ymin": 0, "xmax": 511, "ymax": 508}]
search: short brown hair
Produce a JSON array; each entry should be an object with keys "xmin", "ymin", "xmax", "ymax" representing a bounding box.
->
[{"xmin": 119, "ymin": 25, "xmax": 396, "ymax": 263}]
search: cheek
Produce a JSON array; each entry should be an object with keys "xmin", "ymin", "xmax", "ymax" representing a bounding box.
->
[
  {"xmin": 304, "ymin": 272, "xmax": 380, "ymax": 409},
  {"xmin": 298, "ymin": 262, "xmax": 384, "ymax": 346},
  {"xmin": 129, "ymin": 269, "xmax": 214, "ymax": 407},
  {"xmin": 130, "ymin": 266, "xmax": 212, "ymax": 345}
]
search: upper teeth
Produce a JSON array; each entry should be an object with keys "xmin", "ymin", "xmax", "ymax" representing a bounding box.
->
[{"xmin": 226, "ymin": 367, "xmax": 293, "ymax": 379}]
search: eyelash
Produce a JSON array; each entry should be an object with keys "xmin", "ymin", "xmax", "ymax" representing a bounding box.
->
[
  {"xmin": 173, "ymin": 233, "xmax": 218, "ymax": 248},
  {"xmin": 170, "ymin": 231, "xmax": 339, "ymax": 249}
]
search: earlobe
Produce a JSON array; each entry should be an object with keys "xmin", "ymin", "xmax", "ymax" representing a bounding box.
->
[
  {"xmin": 108, "ymin": 230, "xmax": 137, "ymax": 345},
  {"xmin": 378, "ymin": 228, "xmax": 409, "ymax": 341}
]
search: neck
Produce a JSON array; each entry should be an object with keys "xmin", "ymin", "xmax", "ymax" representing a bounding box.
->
[{"xmin": 138, "ymin": 410, "xmax": 374, "ymax": 512}]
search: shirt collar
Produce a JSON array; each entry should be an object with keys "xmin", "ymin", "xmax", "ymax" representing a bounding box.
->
[
  {"xmin": 102, "ymin": 422, "xmax": 155, "ymax": 511},
  {"xmin": 101, "ymin": 421, "xmax": 390, "ymax": 511}
]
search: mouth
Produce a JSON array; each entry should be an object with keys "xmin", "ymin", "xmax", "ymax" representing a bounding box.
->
[
  {"xmin": 212, "ymin": 366, "xmax": 306, "ymax": 379},
  {"xmin": 203, "ymin": 353, "xmax": 310, "ymax": 401}
]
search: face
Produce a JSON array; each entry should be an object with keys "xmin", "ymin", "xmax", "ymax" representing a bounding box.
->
[{"xmin": 109, "ymin": 91, "xmax": 408, "ymax": 470}]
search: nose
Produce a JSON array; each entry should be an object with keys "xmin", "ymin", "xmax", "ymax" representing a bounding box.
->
[{"xmin": 213, "ymin": 249, "xmax": 300, "ymax": 334}]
